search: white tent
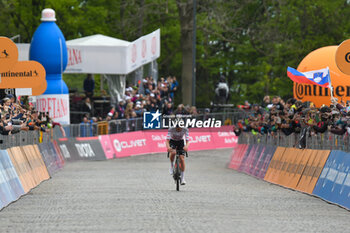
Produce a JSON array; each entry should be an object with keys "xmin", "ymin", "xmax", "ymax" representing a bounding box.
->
[
  {"xmin": 65, "ymin": 34, "xmax": 131, "ymax": 74},
  {"xmin": 17, "ymin": 29, "xmax": 160, "ymax": 104},
  {"xmin": 18, "ymin": 29, "xmax": 160, "ymax": 75}
]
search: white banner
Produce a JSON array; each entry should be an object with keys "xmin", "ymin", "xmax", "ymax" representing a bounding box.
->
[
  {"xmin": 36, "ymin": 94, "xmax": 70, "ymax": 124},
  {"xmin": 65, "ymin": 29, "xmax": 160, "ymax": 75},
  {"xmin": 125, "ymin": 29, "xmax": 161, "ymax": 74}
]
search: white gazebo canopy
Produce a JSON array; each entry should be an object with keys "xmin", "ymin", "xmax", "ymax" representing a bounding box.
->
[
  {"xmin": 17, "ymin": 29, "xmax": 160, "ymax": 75},
  {"xmin": 16, "ymin": 29, "xmax": 160, "ymax": 104},
  {"xmin": 66, "ymin": 29, "xmax": 160, "ymax": 75}
]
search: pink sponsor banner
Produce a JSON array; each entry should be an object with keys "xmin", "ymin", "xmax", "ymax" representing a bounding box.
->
[
  {"xmin": 143, "ymin": 129, "xmax": 168, "ymax": 154},
  {"xmin": 98, "ymin": 135, "xmax": 115, "ymax": 159},
  {"xmin": 210, "ymin": 125, "xmax": 238, "ymax": 149},
  {"xmin": 109, "ymin": 131, "xmax": 151, "ymax": 158},
  {"xmin": 187, "ymin": 128, "xmax": 215, "ymax": 151}
]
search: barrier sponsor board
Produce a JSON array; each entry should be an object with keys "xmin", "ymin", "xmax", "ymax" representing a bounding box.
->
[
  {"xmin": 99, "ymin": 135, "xmax": 115, "ymax": 159},
  {"xmin": 110, "ymin": 131, "xmax": 151, "ymax": 158},
  {"xmin": 264, "ymin": 147, "xmax": 286, "ymax": 183},
  {"xmin": 313, "ymin": 150, "xmax": 349, "ymax": 206},
  {"xmin": 247, "ymin": 145, "xmax": 264, "ymax": 175},
  {"xmin": 144, "ymin": 130, "xmax": 168, "ymax": 154},
  {"xmin": 0, "ymin": 150, "xmax": 25, "ymax": 209},
  {"xmin": 187, "ymin": 128, "xmax": 214, "ymax": 151},
  {"xmin": 254, "ymin": 145, "xmax": 276, "ymax": 179},
  {"xmin": 21, "ymin": 145, "xmax": 50, "ymax": 186},
  {"xmin": 7, "ymin": 147, "xmax": 36, "ymax": 193},
  {"xmin": 210, "ymin": 125, "xmax": 238, "ymax": 148},
  {"xmin": 295, "ymin": 150, "xmax": 330, "ymax": 194},
  {"xmin": 57, "ymin": 138, "xmax": 76, "ymax": 161},
  {"xmin": 51, "ymin": 141, "xmax": 65, "ymax": 167},
  {"xmin": 275, "ymin": 148, "xmax": 299, "ymax": 187},
  {"xmin": 229, "ymin": 144, "xmax": 248, "ymax": 170},
  {"xmin": 238, "ymin": 144, "xmax": 258, "ymax": 173},
  {"xmin": 74, "ymin": 137, "xmax": 106, "ymax": 161},
  {"xmin": 58, "ymin": 137, "xmax": 106, "ymax": 161},
  {"xmin": 38, "ymin": 142, "xmax": 64, "ymax": 176}
]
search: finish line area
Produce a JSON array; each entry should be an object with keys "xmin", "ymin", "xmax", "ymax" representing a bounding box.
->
[{"xmin": 0, "ymin": 149, "xmax": 349, "ymax": 233}]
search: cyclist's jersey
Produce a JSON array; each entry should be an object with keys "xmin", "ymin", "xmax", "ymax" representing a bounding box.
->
[{"xmin": 166, "ymin": 127, "xmax": 189, "ymax": 141}]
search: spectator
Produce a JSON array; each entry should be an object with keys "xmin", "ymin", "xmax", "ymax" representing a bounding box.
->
[
  {"xmin": 81, "ymin": 97, "xmax": 93, "ymax": 116},
  {"xmin": 169, "ymin": 76, "xmax": 178, "ymax": 99},
  {"xmin": 83, "ymin": 74, "xmax": 95, "ymax": 99},
  {"xmin": 215, "ymin": 76, "xmax": 229, "ymax": 104}
]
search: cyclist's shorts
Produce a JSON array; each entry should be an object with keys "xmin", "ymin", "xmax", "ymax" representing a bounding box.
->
[{"xmin": 169, "ymin": 139, "xmax": 184, "ymax": 151}]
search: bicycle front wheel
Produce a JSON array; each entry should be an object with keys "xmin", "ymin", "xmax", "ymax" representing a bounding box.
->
[{"xmin": 175, "ymin": 158, "xmax": 180, "ymax": 191}]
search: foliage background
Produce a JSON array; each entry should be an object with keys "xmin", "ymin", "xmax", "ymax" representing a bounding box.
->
[{"xmin": 1, "ymin": 0, "xmax": 350, "ymax": 107}]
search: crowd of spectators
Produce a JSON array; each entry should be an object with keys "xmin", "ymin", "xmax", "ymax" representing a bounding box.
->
[
  {"xmin": 233, "ymin": 96, "xmax": 350, "ymax": 147},
  {"xmin": 0, "ymin": 94, "xmax": 65, "ymax": 136},
  {"xmin": 80, "ymin": 75, "xmax": 200, "ymax": 122}
]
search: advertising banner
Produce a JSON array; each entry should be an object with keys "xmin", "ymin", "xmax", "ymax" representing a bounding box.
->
[
  {"xmin": 126, "ymin": 29, "xmax": 160, "ymax": 74},
  {"xmin": 0, "ymin": 37, "xmax": 47, "ymax": 95},
  {"xmin": 264, "ymin": 147, "xmax": 286, "ymax": 183},
  {"xmin": 36, "ymin": 94, "xmax": 70, "ymax": 124},
  {"xmin": 50, "ymin": 141, "xmax": 65, "ymax": 168},
  {"xmin": 276, "ymin": 148, "xmax": 299, "ymax": 187},
  {"xmin": 0, "ymin": 150, "xmax": 25, "ymax": 209},
  {"xmin": 187, "ymin": 128, "xmax": 214, "ymax": 151},
  {"xmin": 7, "ymin": 147, "xmax": 36, "ymax": 193},
  {"xmin": 99, "ymin": 135, "xmax": 116, "ymax": 159},
  {"xmin": 333, "ymin": 154, "xmax": 350, "ymax": 209},
  {"xmin": 110, "ymin": 131, "xmax": 151, "ymax": 158},
  {"xmin": 57, "ymin": 138, "xmax": 77, "ymax": 161},
  {"xmin": 38, "ymin": 143, "xmax": 64, "ymax": 176},
  {"xmin": 0, "ymin": 154, "xmax": 15, "ymax": 209},
  {"xmin": 144, "ymin": 130, "xmax": 168, "ymax": 154},
  {"xmin": 20, "ymin": 145, "xmax": 50, "ymax": 186},
  {"xmin": 294, "ymin": 46, "xmax": 350, "ymax": 107},
  {"xmin": 229, "ymin": 144, "xmax": 248, "ymax": 170},
  {"xmin": 210, "ymin": 125, "xmax": 238, "ymax": 148},
  {"xmin": 313, "ymin": 151, "xmax": 346, "ymax": 202},
  {"xmin": 296, "ymin": 150, "xmax": 330, "ymax": 194},
  {"xmin": 247, "ymin": 145, "xmax": 264, "ymax": 175},
  {"xmin": 254, "ymin": 145, "xmax": 276, "ymax": 179},
  {"xmin": 238, "ymin": 144, "xmax": 258, "ymax": 173},
  {"xmin": 73, "ymin": 137, "xmax": 106, "ymax": 161}
]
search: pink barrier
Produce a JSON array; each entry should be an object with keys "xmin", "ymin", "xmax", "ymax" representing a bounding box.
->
[
  {"xmin": 144, "ymin": 130, "xmax": 168, "ymax": 154},
  {"xmin": 210, "ymin": 125, "xmax": 238, "ymax": 149},
  {"xmin": 187, "ymin": 128, "xmax": 215, "ymax": 151},
  {"xmin": 99, "ymin": 135, "xmax": 115, "ymax": 159},
  {"xmin": 101, "ymin": 126, "xmax": 238, "ymax": 158},
  {"xmin": 109, "ymin": 131, "xmax": 152, "ymax": 158}
]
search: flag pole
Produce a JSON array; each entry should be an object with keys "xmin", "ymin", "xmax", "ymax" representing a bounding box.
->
[{"xmin": 328, "ymin": 67, "xmax": 334, "ymax": 101}]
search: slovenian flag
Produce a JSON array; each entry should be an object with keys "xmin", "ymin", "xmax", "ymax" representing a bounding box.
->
[{"xmin": 287, "ymin": 67, "xmax": 330, "ymax": 88}]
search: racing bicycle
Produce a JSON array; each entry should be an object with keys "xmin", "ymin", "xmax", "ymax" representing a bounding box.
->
[{"xmin": 167, "ymin": 148, "xmax": 188, "ymax": 191}]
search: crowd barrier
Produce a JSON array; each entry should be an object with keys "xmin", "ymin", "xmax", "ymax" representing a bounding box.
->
[
  {"xmin": 0, "ymin": 126, "xmax": 238, "ymax": 210},
  {"xmin": 229, "ymin": 144, "xmax": 350, "ymax": 210}
]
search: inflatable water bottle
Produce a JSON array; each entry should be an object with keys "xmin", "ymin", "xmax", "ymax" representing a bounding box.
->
[{"xmin": 30, "ymin": 8, "xmax": 70, "ymax": 124}]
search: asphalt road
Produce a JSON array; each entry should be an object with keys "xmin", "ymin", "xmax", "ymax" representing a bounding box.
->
[{"xmin": 1, "ymin": 148, "xmax": 350, "ymax": 233}]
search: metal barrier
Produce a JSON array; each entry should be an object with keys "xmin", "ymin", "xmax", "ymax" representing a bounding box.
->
[
  {"xmin": 1, "ymin": 110, "xmax": 249, "ymax": 149},
  {"xmin": 0, "ymin": 130, "xmax": 52, "ymax": 150},
  {"xmin": 53, "ymin": 111, "xmax": 250, "ymax": 138},
  {"xmin": 3, "ymin": 109, "xmax": 350, "ymax": 152},
  {"xmin": 239, "ymin": 131, "xmax": 350, "ymax": 152}
]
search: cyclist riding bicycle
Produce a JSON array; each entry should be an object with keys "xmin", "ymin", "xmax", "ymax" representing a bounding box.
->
[{"xmin": 166, "ymin": 118, "xmax": 190, "ymax": 185}]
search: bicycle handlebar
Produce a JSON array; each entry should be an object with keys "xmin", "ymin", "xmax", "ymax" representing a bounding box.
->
[{"xmin": 167, "ymin": 149, "xmax": 188, "ymax": 158}]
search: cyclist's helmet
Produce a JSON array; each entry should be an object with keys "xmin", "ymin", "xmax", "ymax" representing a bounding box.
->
[{"xmin": 174, "ymin": 116, "xmax": 185, "ymax": 129}]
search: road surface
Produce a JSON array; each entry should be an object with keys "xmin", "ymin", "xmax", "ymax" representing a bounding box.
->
[{"xmin": 0, "ymin": 148, "xmax": 349, "ymax": 232}]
